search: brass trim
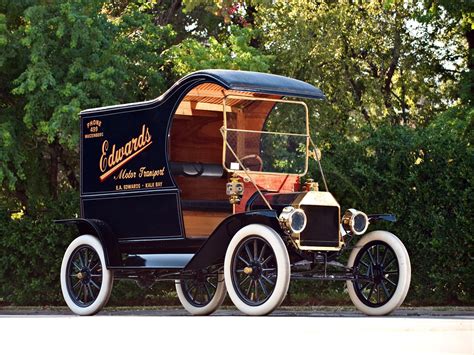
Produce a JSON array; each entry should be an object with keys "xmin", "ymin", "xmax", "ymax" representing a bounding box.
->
[
  {"xmin": 220, "ymin": 127, "xmax": 273, "ymax": 210},
  {"xmin": 226, "ymin": 128, "xmax": 308, "ymax": 137},
  {"xmin": 221, "ymin": 95, "xmax": 310, "ymax": 177},
  {"xmin": 293, "ymin": 240, "xmax": 344, "ymax": 251},
  {"xmin": 309, "ymin": 136, "xmax": 328, "ymax": 191},
  {"xmin": 289, "ymin": 191, "xmax": 344, "ymax": 252}
]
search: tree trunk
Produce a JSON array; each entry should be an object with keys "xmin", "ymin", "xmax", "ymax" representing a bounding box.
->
[
  {"xmin": 466, "ymin": 28, "xmax": 473, "ymax": 102},
  {"xmin": 49, "ymin": 142, "xmax": 59, "ymax": 199},
  {"xmin": 154, "ymin": 0, "xmax": 182, "ymax": 26},
  {"xmin": 384, "ymin": 30, "xmax": 401, "ymax": 124},
  {"xmin": 466, "ymin": 29, "xmax": 473, "ymax": 68}
]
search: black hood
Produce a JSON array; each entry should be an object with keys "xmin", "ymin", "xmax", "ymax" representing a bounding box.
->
[{"xmin": 247, "ymin": 192, "xmax": 304, "ymax": 213}]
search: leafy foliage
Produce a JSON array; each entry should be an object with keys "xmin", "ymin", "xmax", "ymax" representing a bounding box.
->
[
  {"xmin": 165, "ymin": 25, "xmax": 271, "ymax": 78},
  {"xmin": 0, "ymin": 191, "xmax": 78, "ymax": 305},
  {"xmin": 257, "ymin": 0, "xmax": 467, "ymax": 131},
  {"xmin": 313, "ymin": 108, "xmax": 473, "ymax": 303},
  {"xmin": 0, "ymin": 0, "xmax": 472, "ymax": 305}
]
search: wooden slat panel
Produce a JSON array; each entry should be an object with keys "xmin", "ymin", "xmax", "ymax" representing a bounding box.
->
[
  {"xmin": 175, "ymin": 101, "xmax": 233, "ymax": 115},
  {"xmin": 170, "ymin": 116, "xmax": 223, "ymax": 163},
  {"xmin": 234, "ymin": 174, "xmax": 299, "ymax": 213},
  {"xmin": 174, "ymin": 176, "xmax": 228, "ymax": 200},
  {"xmin": 183, "ymin": 210, "xmax": 230, "ymax": 238}
]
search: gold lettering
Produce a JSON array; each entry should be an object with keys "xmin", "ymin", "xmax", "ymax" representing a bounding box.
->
[
  {"xmin": 99, "ymin": 125, "xmax": 153, "ymax": 182},
  {"xmin": 138, "ymin": 125, "xmax": 145, "ymax": 146},
  {"xmin": 145, "ymin": 126, "xmax": 151, "ymax": 142},
  {"xmin": 114, "ymin": 169, "xmax": 136, "ymax": 180},
  {"xmin": 116, "ymin": 148, "xmax": 123, "ymax": 162},
  {"xmin": 85, "ymin": 132, "xmax": 104, "ymax": 139},
  {"xmin": 124, "ymin": 141, "xmax": 132, "ymax": 155},
  {"xmin": 123, "ymin": 183, "xmax": 140, "ymax": 190},
  {"xmin": 139, "ymin": 166, "xmax": 165, "ymax": 179},
  {"xmin": 100, "ymin": 141, "xmax": 109, "ymax": 173},
  {"xmin": 108, "ymin": 144, "xmax": 115, "ymax": 167}
]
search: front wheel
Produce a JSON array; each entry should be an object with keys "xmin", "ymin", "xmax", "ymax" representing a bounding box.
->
[
  {"xmin": 224, "ymin": 224, "xmax": 290, "ymax": 316},
  {"xmin": 346, "ymin": 230, "xmax": 411, "ymax": 316},
  {"xmin": 175, "ymin": 269, "xmax": 227, "ymax": 316},
  {"xmin": 60, "ymin": 234, "xmax": 114, "ymax": 316}
]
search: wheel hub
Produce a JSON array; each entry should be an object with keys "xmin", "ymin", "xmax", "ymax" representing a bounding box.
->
[
  {"xmin": 77, "ymin": 269, "xmax": 91, "ymax": 283},
  {"xmin": 243, "ymin": 266, "xmax": 253, "ymax": 275},
  {"xmin": 373, "ymin": 265, "xmax": 384, "ymax": 284},
  {"xmin": 248, "ymin": 262, "xmax": 263, "ymax": 279}
]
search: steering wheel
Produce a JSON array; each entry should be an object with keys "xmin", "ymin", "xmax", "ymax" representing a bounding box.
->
[{"xmin": 239, "ymin": 154, "xmax": 263, "ymax": 172}]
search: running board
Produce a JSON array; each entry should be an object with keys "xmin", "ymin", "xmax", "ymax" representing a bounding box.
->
[
  {"xmin": 116, "ymin": 253, "xmax": 195, "ymax": 269},
  {"xmin": 291, "ymin": 273, "xmax": 357, "ymax": 281}
]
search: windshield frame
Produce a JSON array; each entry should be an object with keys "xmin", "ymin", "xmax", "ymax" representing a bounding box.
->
[{"xmin": 222, "ymin": 95, "xmax": 310, "ymax": 176}]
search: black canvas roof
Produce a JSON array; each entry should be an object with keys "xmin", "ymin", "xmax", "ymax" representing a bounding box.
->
[
  {"xmin": 179, "ymin": 69, "xmax": 325, "ymax": 100},
  {"xmin": 81, "ymin": 69, "xmax": 324, "ymax": 115}
]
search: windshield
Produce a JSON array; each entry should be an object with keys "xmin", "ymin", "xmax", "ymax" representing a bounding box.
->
[{"xmin": 223, "ymin": 97, "xmax": 309, "ymax": 175}]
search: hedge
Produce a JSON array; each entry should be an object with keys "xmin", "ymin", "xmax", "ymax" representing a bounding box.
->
[{"xmin": 0, "ymin": 109, "xmax": 472, "ymax": 306}]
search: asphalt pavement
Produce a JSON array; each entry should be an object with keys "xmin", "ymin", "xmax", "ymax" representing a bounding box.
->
[{"xmin": 1, "ymin": 305, "xmax": 473, "ymax": 318}]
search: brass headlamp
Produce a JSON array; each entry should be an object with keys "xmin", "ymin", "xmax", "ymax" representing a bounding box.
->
[
  {"xmin": 342, "ymin": 208, "xmax": 369, "ymax": 235},
  {"xmin": 279, "ymin": 206, "xmax": 307, "ymax": 234}
]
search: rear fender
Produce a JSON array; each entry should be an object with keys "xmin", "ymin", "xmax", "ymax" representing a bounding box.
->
[{"xmin": 54, "ymin": 218, "xmax": 121, "ymax": 267}]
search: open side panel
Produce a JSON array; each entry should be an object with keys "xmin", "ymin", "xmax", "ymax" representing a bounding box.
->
[
  {"xmin": 169, "ymin": 83, "xmax": 284, "ymax": 237},
  {"xmin": 169, "ymin": 83, "xmax": 231, "ymax": 237}
]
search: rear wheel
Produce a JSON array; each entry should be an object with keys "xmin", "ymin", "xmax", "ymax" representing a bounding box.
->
[
  {"xmin": 224, "ymin": 224, "xmax": 290, "ymax": 316},
  {"xmin": 347, "ymin": 231, "xmax": 411, "ymax": 316},
  {"xmin": 175, "ymin": 269, "xmax": 226, "ymax": 316},
  {"xmin": 60, "ymin": 234, "xmax": 114, "ymax": 316}
]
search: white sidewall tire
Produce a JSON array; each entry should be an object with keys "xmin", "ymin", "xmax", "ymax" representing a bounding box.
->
[
  {"xmin": 175, "ymin": 272, "xmax": 227, "ymax": 316},
  {"xmin": 60, "ymin": 234, "xmax": 114, "ymax": 316},
  {"xmin": 346, "ymin": 230, "xmax": 411, "ymax": 316},
  {"xmin": 224, "ymin": 224, "xmax": 290, "ymax": 316}
]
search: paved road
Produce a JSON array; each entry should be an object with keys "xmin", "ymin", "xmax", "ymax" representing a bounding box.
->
[
  {"xmin": 1, "ymin": 305, "xmax": 473, "ymax": 318},
  {"xmin": 1, "ymin": 307, "xmax": 472, "ymax": 354}
]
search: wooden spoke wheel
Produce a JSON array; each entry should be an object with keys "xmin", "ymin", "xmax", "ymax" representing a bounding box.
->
[
  {"xmin": 175, "ymin": 269, "xmax": 226, "ymax": 316},
  {"xmin": 60, "ymin": 235, "xmax": 113, "ymax": 316},
  {"xmin": 224, "ymin": 224, "xmax": 290, "ymax": 316},
  {"xmin": 347, "ymin": 231, "xmax": 411, "ymax": 316}
]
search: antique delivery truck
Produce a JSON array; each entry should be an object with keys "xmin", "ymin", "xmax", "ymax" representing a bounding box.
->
[{"xmin": 57, "ymin": 70, "xmax": 411, "ymax": 316}]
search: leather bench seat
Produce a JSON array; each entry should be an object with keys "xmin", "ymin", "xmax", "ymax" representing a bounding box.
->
[
  {"xmin": 180, "ymin": 199, "xmax": 232, "ymax": 213},
  {"xmin": 170, "ymin": 161, "xmax": 224, "ymax": 178}
]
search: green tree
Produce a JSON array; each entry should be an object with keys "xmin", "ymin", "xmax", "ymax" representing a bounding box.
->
[
  {"xmin": 423, "ymin": 0, "xmax": 473, "ymax": 105},
  {"xmin": 0, "ymin": 0, "xmax": 472, "ymax": 306},
  {"xmin": 0, "ymin": 0, "xmax": 275, "ymax": 305},
  {"xmin": 1, "ymin": 0, "xmax": 175, "ymax": 210},
  {"xmin": 165, "ymin": 25, "xmax": 272, "ymax": 79},
  {"xmin": 256, "ymin": 0, "xmax": 467, "ymax": 132}
]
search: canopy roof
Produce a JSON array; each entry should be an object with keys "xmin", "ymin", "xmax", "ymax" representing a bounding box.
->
[
  {"xmin": 81, "ymin": 69, "xmax": 324, "ymax": 115},
  {"xmin": 181, "ymin": 69, "xmax": 325, "ymax": 100}
]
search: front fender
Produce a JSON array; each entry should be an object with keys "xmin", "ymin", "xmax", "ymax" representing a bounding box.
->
[
  {"xmin": 368, "ymin": 214, "xmax": 397, "ymax": 223},
  {"xmin": 184, "ymin": 210, "xmax": 283, "ymax": 271}
]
